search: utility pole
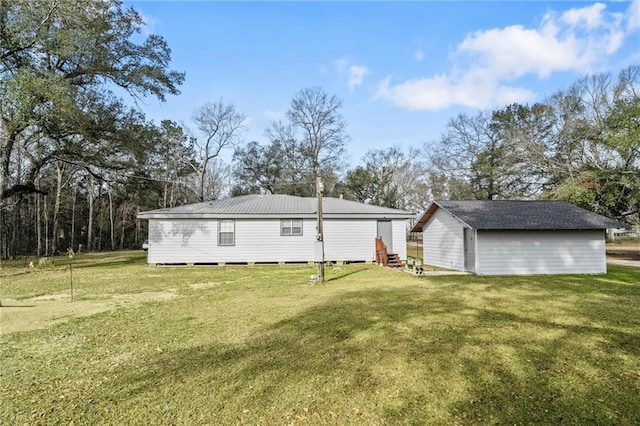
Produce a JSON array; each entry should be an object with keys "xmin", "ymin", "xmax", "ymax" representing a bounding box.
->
[{"xmin": 316, "ymin": 176, "xmax": 325, "ymax": 283}]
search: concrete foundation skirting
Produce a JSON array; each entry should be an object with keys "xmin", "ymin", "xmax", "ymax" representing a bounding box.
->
[{"xmin": 150, "ymin": 260, "xmax": 376, "ymax": 267}]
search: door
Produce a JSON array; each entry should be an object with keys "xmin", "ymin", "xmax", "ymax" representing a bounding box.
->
[
  {"xmin": 463, "ymin": 228, "xmax": 475, "ymax": 272},
  {"xmin": 377, "ymin": 220, "xmax": 393, "ymax": 253}
]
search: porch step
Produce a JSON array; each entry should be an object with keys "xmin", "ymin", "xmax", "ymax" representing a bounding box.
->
[{"xmin": 386, "ymin": 253, "xmax": 404, "ymax": 268}]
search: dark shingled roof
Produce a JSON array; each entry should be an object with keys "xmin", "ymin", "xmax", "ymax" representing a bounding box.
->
[
  {"xmin": 411, "ymin": 200, "xmax": 627, "ymax": 232},
  {"xmin": 138, "ymin": 194, "xmax": 414, "ymax": 219}
]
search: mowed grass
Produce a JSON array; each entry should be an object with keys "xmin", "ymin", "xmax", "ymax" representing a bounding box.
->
[{"xmin": 1, "ymin": 252, "xmax": 639, "ymax": 424}]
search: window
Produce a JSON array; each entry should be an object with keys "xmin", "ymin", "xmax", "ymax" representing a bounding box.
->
[
  {"xmin": 218, "ymin": 220, "xmax": 235, "ymax": 246},
  {"xmin": 281, "ymin": 219, "xmax": 303, "ymax": 236}
]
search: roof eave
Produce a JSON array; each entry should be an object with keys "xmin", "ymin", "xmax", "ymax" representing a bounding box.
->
[
  {"xmin": 411, "ymin": 201, "xmax": 474, "ymax": 232},
  {"xmin": 137, "ymin": 213, "xmax": 415, "ymax": 220}
]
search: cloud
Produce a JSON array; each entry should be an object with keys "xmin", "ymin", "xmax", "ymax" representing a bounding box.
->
[
  {"xmin": 629, "ymin": 0, "xmax": 640, "ymax": 32},
  {"xmin": 560, "ymin": 2, "xmax": 607, "ymax": 29},
  {"xmin": 348, "ymin": 65, "xmax": 369, "ymax": 91},
  {"xmin": 377, "ymin": 1, "xmax": 638, "ymax": 111},
  {"xmin": 333, "ymin": 58, "xmax": 349, "ymax": 74},
  {"xmin": 333, "ymin": 57, "xmax": 369, "ymax": 90},
  {"xmin": 414, "ymin": 50, "xmax": 425, "ymax": 62},
  {"xmin": 375, "ymin": 74, "xmax": 536, "ymax": 111}
]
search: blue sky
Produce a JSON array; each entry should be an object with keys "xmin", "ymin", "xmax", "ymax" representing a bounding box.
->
[{"xmin": 127, "ymin": 0, "xmax": 640, "ymax": 164}]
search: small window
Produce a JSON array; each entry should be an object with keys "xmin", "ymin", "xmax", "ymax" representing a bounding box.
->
[
  {"xmin": 218, "ymin": 220, "xmax": 235, "ymax": 246},
  {"xmin": 281, "ymin": 219, "xmax": 303, "ymax": 236}
]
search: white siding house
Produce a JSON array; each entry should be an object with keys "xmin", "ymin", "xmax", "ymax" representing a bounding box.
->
[
  {"xmin": 475, "ymin": 230, "xmax": 606, "ymax": 275},
  {"xmin": 138, "ymin": 194, "xmax": 413, "ymax": 265},
  {"xmin": 412, "ymin": 201, "xmax": 626, "ymax": 275},
  {"xmin": 421, "ymin": 207, "xmax": 465, "ymax": 271}
]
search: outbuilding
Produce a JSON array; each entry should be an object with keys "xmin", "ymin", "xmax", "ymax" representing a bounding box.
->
[
  {"xmin": 411, "ymin": 200, "xmax": 626, "ymax": 275},
  {"xmin": 138, "ymin": 194, "xmax": 413, "ymax": 265}
]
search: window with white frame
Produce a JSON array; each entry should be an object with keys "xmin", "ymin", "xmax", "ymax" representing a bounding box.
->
[
  {"xmin": 218, "ymin": 220, "xmax": 235, "ymax": 246},
  {"xmin": 281, "ymin": 219, "xmax": 303, "ymax": 236}
]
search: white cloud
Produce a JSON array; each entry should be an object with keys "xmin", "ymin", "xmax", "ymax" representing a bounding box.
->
[
  {"xmin": 414, "ymin": 50, "xmax": 425, "ymax": 62},
  {"xmin": 348, "ymin": 65, "xmax": 369, "ymax": 91},
  {"xmin": 377, "ymin": 1, "xmax": 638, "ymax": 111},
  {"xmin": 628, "ymin": 0, "xmax": 640, "ymax": 32},
  {"xmin": 333, "ymin": 57, "xmax": 369, "ymax": 90},
  {"xmin": 561, "ymin": 2, "xmax": 607, "ymax": 29},
  {"xmin": 333, "ymin": 57, "xmax": 349, "ymax": 74},
  {"xmin": 375, "ymin": 73, "xmax": 536, "ymax": 111},
  {"xmin": 457, "ymin": 24, "xmax": 585, "ymax": 79}
]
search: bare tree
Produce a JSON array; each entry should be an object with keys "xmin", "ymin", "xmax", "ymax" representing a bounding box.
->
[
  {"xmin": 286, "ymin": 87, "xmax": 349, "ymax": 189},
  {"xmin": 345, "ymin": 146, "xmax": 429, "ymax": 211},
  {"xmin": 191, "ymin": 100, "xmax": 246, "ymax": 201}
]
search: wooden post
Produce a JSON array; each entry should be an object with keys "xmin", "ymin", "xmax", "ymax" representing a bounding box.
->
[{"xmin": 316, "ymin": 177, "xmax": 325, "ymax": 283}]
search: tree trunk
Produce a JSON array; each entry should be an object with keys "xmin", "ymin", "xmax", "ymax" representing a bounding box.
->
[
  {"xmin": 119, "ymin": 204, "xmax": 126, "ymax": 249},
  {"xmin": 51, "ymin": 162, "xmax": 65, "ymax": 256},
  {"xmin": 135, "ymin": 206, "xmax": 141, "ymax": 247},
  {"xmin": 44, "ymin": 195, "xmax": 49, "ymax": 256},
  {"xmin": 108, "ymin": 185, "xmax": 115, "ymax": 251},
  {"xmin": 0, "ymin": 122, "xmax": 16, "ymax": 200},
  {"xmin": 199, "ymin": 166, "xmax": 206, "ymax": 202},
  {"xmin": 37, "ymin": 191, "xmax": 42, "ymax": 257},
  {"xmin": 163, "ymin": 182, "xmax": 168, "ymax": 208},
  {"xmin": 71, "ymin": 184, "xmax": 77, "ymax": 251},
  {"xmin": 87, "ymin": 175, "xmax": 94, "ymax": 251}
]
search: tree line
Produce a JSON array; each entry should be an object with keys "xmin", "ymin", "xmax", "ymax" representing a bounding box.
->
[{"xmin": 1, "ymin": 0, "xmax": 638, "ymax": 259}]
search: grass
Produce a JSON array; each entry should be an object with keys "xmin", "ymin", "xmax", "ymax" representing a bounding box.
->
[{"xmin": 1, "ymin": 251, "xmax": 639, "ymax": 424}]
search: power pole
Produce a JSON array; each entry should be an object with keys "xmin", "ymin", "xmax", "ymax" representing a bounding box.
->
[{"xmin": 316, "ymin": 176, "xmax": 325, "ymax": 283}]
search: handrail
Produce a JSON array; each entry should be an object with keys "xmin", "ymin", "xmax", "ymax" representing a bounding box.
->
[{"xmin": 375, "ymin": 237, "xmax": 388, "ymax": 265}]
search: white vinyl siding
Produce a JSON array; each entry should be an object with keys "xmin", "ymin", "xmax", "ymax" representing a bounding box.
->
[
  {"xmin": 323, "ymin": 220, "xmax": 377, "ymax": 262},
  {"xmin": 422, "ymin": 208, "xmax": 465, "ymax": 271},
  {"xmin": 392, "ymin": 219, "xmax": 408, "ymax": 261},
  {"xmin": 148, "ymin": 219, "xmax": 314, "ymax": 264},
  {"xmin": 147, "ymin": 217, "xmax": 407, "ymax": 264},
  {"xmin": 476, "ymin": 230, "xmax": 606, "ymax": 275}
]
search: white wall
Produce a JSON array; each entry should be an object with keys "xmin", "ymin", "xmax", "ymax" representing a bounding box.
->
[
  {"xmin": 323, "ymin": 220, "xmax": 377, "ymax": 262},
  {"xmin": 422, "ymin": 208, "xmax": 465, "ymax": 271},
  {"xmin": 476, "ymin": 230, "xmax": 606, "ymax": 275},
  {"xmin": 392, "ymin": 220, "xmax": 408, "ymax": 261},
  {"xmin": 148, "ymin": 218, "xmax": 315, "ymax": 264},
  {"xmin": 147, "ymin": 218, "xmax": 406, "ymax": 264}
]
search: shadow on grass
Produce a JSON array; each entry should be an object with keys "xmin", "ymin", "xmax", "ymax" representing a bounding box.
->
[
  {"xmin": 73, "ymin": 254, "xmax": 146, "ymax": 270},
  {"xmin": 114, "ymin": 269, "xmax": 640, "ymax": 424},
  {"xmin": 325, "ymin": 265, "xmax": 370, "ymax": 282},
  {"xmin": 0, "ymin": 304, "xmax": 36, "ymax": 308}
]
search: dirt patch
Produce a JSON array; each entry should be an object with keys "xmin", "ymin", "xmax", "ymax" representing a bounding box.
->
[
  {"xmin": 607, "ymin": 257, "xmax": 640, "ymax": 267},
  {"xmin": 189, "ymin": 281, "xmax": 221, "ymax": 290},
  {"xmin": 607, "ymin": 241, "xmax": 640, "ymax": 251},
  {"xmin": 0, "ymin": 290, "xmax": 178, "ymax": 335}
]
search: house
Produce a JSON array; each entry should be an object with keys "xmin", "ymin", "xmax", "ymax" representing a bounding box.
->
[
  {"xmin": 411, "ymin": 200, "xmax": 627, "ymax": 275},
  {"xmin": 138, "ymin": 194, "xmax": 414, "ymax": 265}
]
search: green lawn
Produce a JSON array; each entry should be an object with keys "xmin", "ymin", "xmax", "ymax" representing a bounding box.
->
[{"xmin": 1, "ymin": 252, "xmax": 639, "ymax": 424}]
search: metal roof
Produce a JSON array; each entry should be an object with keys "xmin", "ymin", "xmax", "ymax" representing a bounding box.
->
[
  {"xmin": 411, "ymin": 200, "xmax": 627, "ymax": 232},
  {"xmin": 138, "ymin": 194, "xmax": 414, "ymax": 219}
]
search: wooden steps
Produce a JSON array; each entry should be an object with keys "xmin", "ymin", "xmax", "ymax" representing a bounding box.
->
[
  {"xmin": 386, "ymin": 252, "xmax": 404, "ymax": 268},
  {"xmin": 375, "ymin": 236, "xmax": 404, "ymax": 268}
]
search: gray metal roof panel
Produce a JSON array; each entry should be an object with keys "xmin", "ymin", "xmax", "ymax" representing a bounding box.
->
[{"xmin": 138, "ymin": 194, "xmax": 414, "ymax": 218}]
